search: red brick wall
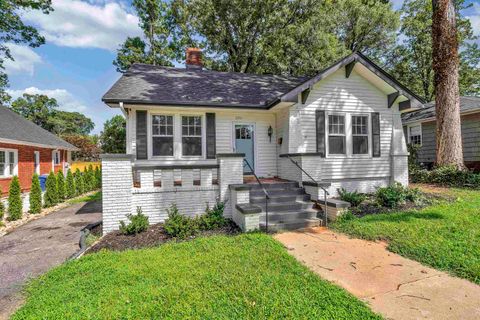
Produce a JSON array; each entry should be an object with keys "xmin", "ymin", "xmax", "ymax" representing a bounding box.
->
[{"xmin": 0, "ymin": 142, "xmax": 68, "ymax": 196}]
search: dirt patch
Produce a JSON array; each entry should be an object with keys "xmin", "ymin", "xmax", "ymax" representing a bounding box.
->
[{"xmin": 87, "ymin": 220, "xmax": 240, "ymax": 253}]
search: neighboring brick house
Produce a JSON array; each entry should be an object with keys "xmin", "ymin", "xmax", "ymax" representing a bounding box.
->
[
  {"xmin": 402, "ymin": 97, "xmax": 480, "ymax": 171},
  {"xmin": 0, "ymin": 105, "xmax": 77, "ymax": 196}
]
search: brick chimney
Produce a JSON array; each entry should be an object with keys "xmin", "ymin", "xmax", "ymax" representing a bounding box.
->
[{"xmin": 186, "ymin": 47, "xmax": 203, "ymax": 70}]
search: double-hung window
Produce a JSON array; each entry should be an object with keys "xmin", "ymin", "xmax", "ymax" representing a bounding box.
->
[
  {"xmin": 53, "ymin": 151, "xmax": 61, "ymax": 165},
  {"xmin": 0, "ymin": 149, "xmax": 17, "ymax": 177},
  {"xmin": 182, "ymin": 116, "xmax": 202, "ymax": 156},
  {"xmin": 352, "ymin": 115, "xmax": 369, "ymax": 154},
  {"xmin": 328, "ymin": 114, "xmax": 346, "ymax": 155},
  {"xmin": 409, "ymin": 125, "xmax": 422, "ymax": 145},
  {"xmin": 152, "ymin": 115, "xmax": 174, "ymax": 156}
]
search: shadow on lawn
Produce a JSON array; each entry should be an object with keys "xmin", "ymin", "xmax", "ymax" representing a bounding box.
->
[
  {"xmin": 76, "ymin": 200, "xmax": 102, "ymax": 215},
  {"xmin": 360, "ymin": 210, "xmax": 444, "ymax": 223}
]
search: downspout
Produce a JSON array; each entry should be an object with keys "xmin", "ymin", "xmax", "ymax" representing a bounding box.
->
[{"xmin": 119, "ymin": 102, "xmax": 127, "ymax": 117}]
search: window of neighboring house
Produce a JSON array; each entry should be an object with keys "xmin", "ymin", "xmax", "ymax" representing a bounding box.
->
[
  {"xmin": 409, "ymin": 125, "xmax": 422, "ymax": 145},
  {"xmin": 328, "ymin": 114, "xmax": 346, "ymax": 154},
  {"xmin": 34, "ymin": 151, "xmax": 40, "ymax": 174},
  {"xmin": 352, "ymin": 115, "xmax": 369, "ymax": 154},
  {"xmin": 182, "ymin": 115, "xmax": 202, "ymax": 156},
  {"xmin": 53, "ymin": 150, "xmax": 61, "ymax": 166},
  {"xmin": 0, "ymin": 149, "xmax": 17, "ymax": 177},
  {"xmin": 152, "ymin": 115, "xmax": 174, "ymax": 156}
]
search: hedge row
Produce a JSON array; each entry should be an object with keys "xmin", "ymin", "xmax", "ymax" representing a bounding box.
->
[
  {"xmin": 3, "ymin": 165, "xmax": 101, "ymax": 222},
  {"xmin": 410, "ymin": 165, "xmax": 480, "ymax": 189}
]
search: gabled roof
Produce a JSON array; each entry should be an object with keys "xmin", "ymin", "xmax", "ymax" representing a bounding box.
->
[
  {"xmin": 103, "ymin": 63, "xmax": 308, "ymax": 109},
  {"xmin": 0, "ymin": 106, "xmax": 77, "ymax": 150},
  {"xmin": 402, "ymin": 96, "xmax": 480, "ymax": 124},
  {"xmin": 103, "ymin": 52, "xmax": 424, "ymax": 110}
]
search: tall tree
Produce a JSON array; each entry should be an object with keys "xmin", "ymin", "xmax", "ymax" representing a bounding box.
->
[
  {"xmin": 432, "ymin": 0, "xmax": 463, "ymax": 168},
  {"xmin": 114, "ymin": 0, "xmax": 175, "ymax": 72},
  {"xmin": 0, "ymin": 0, "xmax": 53, "ymax": 103},
  {"xmin": 100, "ymin": 115, "xmax": 126, "ymax": 154},
  {"xmin": 387, "ymin": 0, "xmax": 479, "ymax": 101},
  {"xmin": 10, "ymin": 93, "xmax": 94, "ymax": 135}
]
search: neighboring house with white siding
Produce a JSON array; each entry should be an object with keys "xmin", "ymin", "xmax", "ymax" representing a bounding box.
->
[
  {"xmin": 402, "ymin": 96, "xmax": 480, "ymax": 171},
  {"xmin": 100, "ymin": 50, "xmax": 424, "ymax": 234}
]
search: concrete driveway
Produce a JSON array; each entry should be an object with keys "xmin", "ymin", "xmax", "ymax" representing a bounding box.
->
[
  {"xmin": 275, "ymin": 228, "xmax": 480, "ymax": 320},
  {"xmin": 0, "ymin": 201, "xmax": 102, "ymax": 319}
]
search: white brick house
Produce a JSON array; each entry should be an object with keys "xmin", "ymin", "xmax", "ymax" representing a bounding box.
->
[{"xmin": 100, "ymin": 50, "xmax": 424, "ymax": 234}]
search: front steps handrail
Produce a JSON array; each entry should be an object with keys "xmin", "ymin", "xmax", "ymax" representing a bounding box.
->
[{"xmin": 243, "ymin": 159, "xmax": 270, "ymax": 232}]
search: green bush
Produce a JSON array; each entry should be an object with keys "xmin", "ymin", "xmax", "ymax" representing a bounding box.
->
[
  {"xmin": 94, "ymin": 167, "xmax": 101, "ymax": 188},
  {"xmin": 375, "ymin": 182, "xmax": 407, "ymax": 208},
  {"xmin": 405, "ymin": 187, "xmax": 424, "ymax": 204},
  {"xmin": 335, "ymin": 209, "xmax": 356, "ymax": 223},
  {"xmin": 87, "ymin": 165, "xmax": 97, "ymax": 191},
  {"xmin": 66, "ymin": 169, "xmax": 76, "ymax": 199},
  {"xmin": 119, "ymin": 207, "xmax": 149, "ymax": 235},
  {"xmin": 198, "ymin": 202, "xmax": 226, "ymax": 230},
  {"xmin": 0, "ymin": 201, "xmax": 4, "ymax": 220},
  {"xmin": 164, "ymin": 204, "xmax": 199, "ymax": 239},
  {"xmin": 84, "ymin": 166, "xmax": 93, "ymax": 192},
  {"xmin": 410, "ymin": 165, "xmax": 480, "ymax": 189},
  {"xmin": 8, "ymin": 176, "xmax": 22, "ymax": 221},
  {"xmin": 56, "ymin": 171, "xmax": 66, "ymax": 201},
  {"xmin": 44, "ymin": 171, "xmax": 59, "ymax": 208},
  {"xmin": 337, "ymin": 188, "xmax": 366, "ymax": 207},
  {"xmin": 75, "ymin": 169, "xmax": 85, "ymax": 195},
  {"xmin": 29, "ymin": 174, "xmax": 42, "ymax": 214}
]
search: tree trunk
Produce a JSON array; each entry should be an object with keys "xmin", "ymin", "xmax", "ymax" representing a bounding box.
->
[{"xmin": 432, "ymin": 0, "xmax": 463, "ymax": 169}]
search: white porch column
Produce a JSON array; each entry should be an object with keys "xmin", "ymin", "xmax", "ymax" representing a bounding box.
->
[
  {"xmin": 101, "ymin": 154, "xmax": 133, "ymax": 234},
  {"xmin": 391, "ymin": 113, "xmax": 409, "ymax": 186},
  {"xmin": 217, "ymin": 153, "xmax": 244, "ymax": 217}
]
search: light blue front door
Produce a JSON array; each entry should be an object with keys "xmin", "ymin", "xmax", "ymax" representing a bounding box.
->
[{"xmin": 235, "ymin": 124, "xmax": 255, "ymax": 174}]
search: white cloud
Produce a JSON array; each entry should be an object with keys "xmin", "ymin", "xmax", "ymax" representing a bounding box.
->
[
  {"xmin": 466, "ymin": 3, "xmax": 480, "ymax": 39},
  {"xmin": 7, "ymin": 87, "xmax": 88, "ymax": 112},
  {"xmin": 21, "ymin": 0, "xmax": 142, "ymax": 51},
  {"xmin": 3, "ymin": 44, "xmax": 43, "ymax": 76}
]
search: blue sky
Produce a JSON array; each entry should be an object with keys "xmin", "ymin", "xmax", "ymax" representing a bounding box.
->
[{"xmin": 5, "ymin": 0, "xmax": 480, "ymax": 134}]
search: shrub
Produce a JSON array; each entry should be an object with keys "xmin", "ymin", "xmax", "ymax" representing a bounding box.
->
[
  {"xmin": 75, "ymin": 169, "xmax": 85, "ymax": 195},
  {"xmin": 29, "ymin": 174, "xmax": 42, "ymax": 214},
  {"xmin": 405, "ymin": 187, "xmax": 424, "ymax": 204},
  {"xmin": 375, "ymin": 182, "xmax": 407, "ymax": 208},
  {"xmin": 164, "ymin": 204, "xmax": 199, "ymax": 239},
  {"xmin": 198, "ymin": 202, "xmax": 226, "ymax": 230},
  {"xmin": 119, "ymin": 207, "xmax": 149, "ymax": 235},
  {"xmin": 410, "ymin": 165, "xmax": 480, "ymax": 189},
  {"xmin": 66, "ymin": 169, "xmax": 76, "ymax": 199},
  {"xmin": 335, "ymin": 209, "xmax": 356, "ymax": 223},
  {"xmin": 8, "ymin": 176, "xmax": 22, "ymax": 221},
  {"xmin": 56, "ymin": 171, "xmax": 66, "ymax": 201},
  {"xmin": 44, "ymin": 171, "xmax": 59, "ymax": 208},
  {"xmin": 84, "ymin": 166, "xmax": 93, "ymax": 191},
  {"xmin": 94, "ymin": 167, "xmax": 102, "ymax": 188},
  {"xmin": 337, "ymin": 188, "xmax": 366, "ymax": 207},
  {"xmin": 0, "ymin": 201, "xmax": 4, "ymax": 220}
]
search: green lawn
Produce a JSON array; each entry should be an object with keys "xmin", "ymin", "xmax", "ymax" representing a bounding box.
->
[
  {"xmin": 13, "ymin": 234, "xmax": 380, "ymax": 319},
  {"xmin": 332, "ymin": 187, "xmax": 480, "ymax": 284},
  {"xmin": 67, "ymin": 190, "xmax": 102, "ymax": 204}
]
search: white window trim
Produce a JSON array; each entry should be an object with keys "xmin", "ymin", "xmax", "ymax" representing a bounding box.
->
[
  {"xmin": 52, "ymin": 150, "xmax": 61, "ymax": 169},
  {"xmin": 407, "ymin": 123, "xmax": 422, "ymax": 146},
  {"xmin": 147, "ymin": 111, "xmax": 206, "ymax": 160},
  {"xmin": 325, "ymin": 112, "xmax": 372, "ymax": 158},
  {"xmin": 0, "ymin": 148, "xmax": 18, "ymax": 178},
  {"xmin": 34, "ymin": 151, "xmax": 40, "ymax": 175}
]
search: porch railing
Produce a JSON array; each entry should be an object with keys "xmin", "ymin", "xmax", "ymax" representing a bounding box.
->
[
  {"xmin": 243, "ymin": 158, "xmax": 271, "ymax": 232},
  {"xmin": 285, "ymin": 155, "xmax": 329, "ymax": 227},
  {"xmin": 133, "ymin": 164, "xmax": 219, "ymax": 189}
]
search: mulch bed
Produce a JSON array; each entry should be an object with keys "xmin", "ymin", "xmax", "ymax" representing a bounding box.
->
[{"xmin": 87, "ymin": 220, "xmax": 240, "ymax": 254}]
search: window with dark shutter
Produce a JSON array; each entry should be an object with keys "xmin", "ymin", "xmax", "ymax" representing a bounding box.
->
[
  {"xmin": 182, "ymin": 116, "xmax": 202, "ymax": 156},
  {"xmin": 372, "ymin": 112, "xmax": 381, "ymax": 157},
  {"xmin": 316, "ymin": 110, "xmax": 326, "ymax": 157},
  {"xmin": 152, "ymin": 115, "xmax": 174, "ymax": 156},
  {"xmin": 136, "ymin": 110, "xmax": 148, "ymax": 159},
  {"xmin": 328, "ymin": 114, "xmax": 346, "ymax": 155},
  {"xmin": 206, "ymin": 113, "xmax": 216, "ymax": 159}
]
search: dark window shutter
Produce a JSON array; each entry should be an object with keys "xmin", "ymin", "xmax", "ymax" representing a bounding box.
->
[
  {"xmin": 316, "ymin": 110, "xmax": 326, "ymax": 157},
  {"xmin": 136, "ymin": 110, "xmax": 148, "ymax": 160},
  {"xmin": 372, "ymin": 112, "xmax": 381, "ymax": 157},
  {"xmin": 206, "ymin": 113, "xmax": 216, "ymax": 159}
]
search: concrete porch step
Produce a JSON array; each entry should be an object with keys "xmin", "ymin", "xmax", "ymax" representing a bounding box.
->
[
  {"xmin": 259, "ymin": 209, "xmax": 319, "ymax": 223},
  {"xmin": 250, "ymin": 187, "xmax": 305, "ymax": 198},
  {"xmin": 260, "ymin": 217, "xmax": 322, "ymax": 232},
  {"xmin": 250, "ymin": 194, "xmax": 311, "ymax": 204},
  {"xmin": 248, "ymin": 181, "xmax": 299, "ymax": 191},
  {"xmin": 256, "ymin": 200, "xmax": 314, "ymax": 213}
]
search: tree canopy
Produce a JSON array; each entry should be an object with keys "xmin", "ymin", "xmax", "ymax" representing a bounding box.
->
[
  {"xmin": 100, "ymin": 115, "xmax": 126, "ymax": 154},
  {"xmin": 0, "ymin": 0, "xmax": 53, "ymax": 104},
  {"xmin": 10, "ymin": 93, "xmax": 94, "ymax": 136}
]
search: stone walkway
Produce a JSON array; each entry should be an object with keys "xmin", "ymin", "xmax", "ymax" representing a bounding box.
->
[
  {"xmin": 0, "ymin": 201, "xmax": 102, "ymax": 319},
  {"xmin": 275, "ymin": 227, "xmax": 480, "ymax": 320}
]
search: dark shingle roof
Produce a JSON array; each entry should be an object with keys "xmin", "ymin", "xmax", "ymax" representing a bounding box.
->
[
  {"xmin": 0, "ymin": 106, "xmax": 77, "ymax": 150},
  {"xmin": 102, "ymin": 64, "xmax": 308, "ymax": 108},
  {"xmin": 402, "ymin": 96, "xmax": 480, "ymax": 123}
]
